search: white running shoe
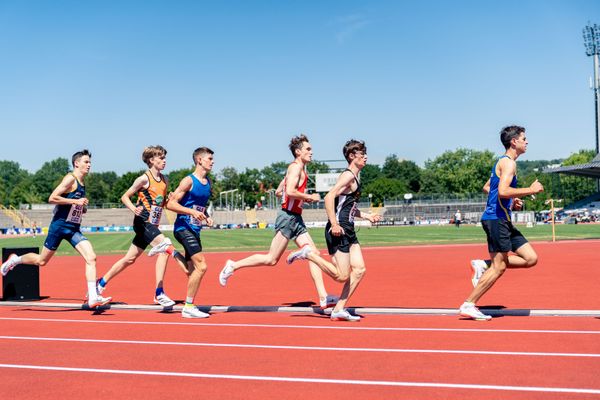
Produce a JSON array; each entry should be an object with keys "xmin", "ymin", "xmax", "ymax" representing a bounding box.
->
[
  {"xmin": 320, "ymin": 294, "xmax": 339, "ymax": 309},
  {"xmin": 286, "ymin": 245, "xmax": 312, "ymax": 264},
  {"xmin": 1, "ymin": 254, "xmax": 20, "ymax": 276},
  {"xmin": 459, "ymin": 302, "xmax": 492, "ymax": 321},
  {"xmin": 470, "ymin": 259, "xmax": 489, "ymax": 287},
  {"xmin": 330, "ymin": 309, "xmax": 360, "ymax": 322},
  {"xmin": 148, "ymin": 238, "xmax": 173, "ymax": 257},
  {"xmin": 88, "ymin": 295, "xmax": 112, "ymax": 309},
  {"xmin": 219, "ymin": 260, "xmax": 235, "ymax": 287},
  {"xmin": 182, "ymin": 305, "xmax": 210, "ymax": 319},
  {"xmin": 154, "ymin": 292, "xmax": 176, "ymax": 307}
]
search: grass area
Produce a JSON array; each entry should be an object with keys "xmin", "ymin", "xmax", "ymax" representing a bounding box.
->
[{"xmin": 1, "ymin": 224, "xmax": 599, "ymax": 256}]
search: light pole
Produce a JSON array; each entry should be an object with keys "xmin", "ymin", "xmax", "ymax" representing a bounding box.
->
[
  {"xmin": 583, "ymin": 23, "xmax": 600, "ymax": 153},
  {"xmin": 368, "ymin": 193, "xmax": 373, "ymax": 208}
]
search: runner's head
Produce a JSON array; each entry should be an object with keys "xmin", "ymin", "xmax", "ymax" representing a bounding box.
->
[
  {"xmin": 142, "ymin": 145, "xmax": 167, "ymax": 170},
  {"xmin": 500, "ymin": 126, "xmax": 526, "ymax": 151},
  {"xmin": 289, "ymin": 134, "xmax": 312, "ymax": 163},
  {"xmin": 72, "ymin": 149, "xmax": 92, "ymax": 175},
  {"xmin": 343, "ymin": 139, "xmax": 367, "ymax": 165},
  {"xmin": 193, "ymin": 146, "xmax": 215, "ymax": 171}
]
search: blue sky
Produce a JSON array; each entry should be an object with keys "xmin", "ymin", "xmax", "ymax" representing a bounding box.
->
[{"xmin": 1, "ymin": 0, "xmax": 599, "ymax": 174}]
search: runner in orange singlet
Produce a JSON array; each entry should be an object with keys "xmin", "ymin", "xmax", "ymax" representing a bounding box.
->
[{"xmin": 97, "ymin": 145, "xmax": 178, "ymax": 307}]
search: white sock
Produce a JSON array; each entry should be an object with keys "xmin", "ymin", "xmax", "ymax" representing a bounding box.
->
[
  {"xmin": 87, "ymin": 281, "xmax": 97, "ymax": 298},
  {"xmin": 185, "ymin": 297, "xmax": 194, "ymax": 305},
  {"xmin": 12, "ymin": 255, "xmax": 22, "ymax": 264}
]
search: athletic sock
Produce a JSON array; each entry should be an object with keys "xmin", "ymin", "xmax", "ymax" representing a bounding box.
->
[
  {"xmin": 155, "ymin": 287, "xmax": 165, "ymax": 297},
  {"xmin": 185, "ymin": 297, "xmax": 194, "ymax": 305},
  {"xmin": 87, "ymin": 281, "xmax": 96, "ymax": 298}
]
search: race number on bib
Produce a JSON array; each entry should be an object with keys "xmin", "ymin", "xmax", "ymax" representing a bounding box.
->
[
  {"xmin": 66, "ymin": 204, "xmax": 84, "ymax": 224},
  {"xmin": 149, "ymin": 205, "xmax": 163, "ymax": 225},
  {"xmin": 189, "ymin": 205, "xmax": 207, "ymax": 227}
]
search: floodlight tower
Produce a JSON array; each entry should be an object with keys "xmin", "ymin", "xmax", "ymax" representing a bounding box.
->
[{"xmin": 583, "ymin": 23, "xmax": 600, "ymax": 154}]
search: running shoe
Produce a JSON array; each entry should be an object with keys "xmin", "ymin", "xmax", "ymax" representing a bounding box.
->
[
  {"xmin": 148, "ymin": 238, "xmax": 173, "ymax": 257},
  {"xmin": 330, "ymin": 309, "xmax": 360, "ymax": 322},
  {"xmin": 181, "ymin": 305, "xmax": 210, "ymax": 319},
  {"xmin": 154, "ymin": 292, "xmax": 176, "ymax": 307},
  {"xmin": 1, "ymin": 254, "xmax": 20, "ymax": 276},
  {"xmin": 320, "ymin": 294, "xmax": 339, "ymax": 309},
  {"xmin": 286, "ymin": 245, "xmax": 312, "ymax": 264},
  {"xmin": 88, "ymin": 295, "xmax": 112, "ymax": 309},
  {"xmin": 459, "ymin": 302, "xmax": 492, "ymax": 321},
  {"xmin": 219, "ymin": 260, "xmax": 235, "ymax": 287},
  {"xmin": 470, "ymin": 259, "xmax": 489, "ymax": 287}
]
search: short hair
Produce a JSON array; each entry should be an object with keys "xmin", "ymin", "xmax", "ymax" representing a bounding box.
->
[
  {"xmin": 500, "ymin": 125, "xmax": 525, "ymax": 149},
  {"xmin": 142, "ymin": 145, "xmax": 167, "ymax": 167},
  {"xmin": 193, "ymin": 146, "xmax": 214, "ymax": 164},
  {"xmin": 289, "ymin": 134, "xmax": 309, "ymax": 158},
  {"xmin": 72, "ymin": 149, "xmax": 91, "ymax": 167},
  {"xmin": 343, "ymin": 139, "xmax": 366, "ymax": 162}
]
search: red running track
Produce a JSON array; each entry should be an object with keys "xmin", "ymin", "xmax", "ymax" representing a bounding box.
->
[{"xmin": 0, "ymin": 240, "xmax": 599, "ymax": 398}]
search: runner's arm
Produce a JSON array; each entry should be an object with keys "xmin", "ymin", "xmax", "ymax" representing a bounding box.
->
[
  {"xmin": 48, "ymin": 175, "xmax": 87, "ymax": 206},
  {"xmin": 122, "ymin": 174, "xmax": 149, "ymax": 214}
]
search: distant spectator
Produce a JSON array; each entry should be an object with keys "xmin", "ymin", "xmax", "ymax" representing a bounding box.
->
[{"xmin": 454, "ymin": 210, "xmax": 462, "ymax": 228}]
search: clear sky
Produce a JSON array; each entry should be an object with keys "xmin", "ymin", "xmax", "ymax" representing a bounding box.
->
[{"xmin": 1, "ymin": 0, "xmax": 599, "ymax": 175}]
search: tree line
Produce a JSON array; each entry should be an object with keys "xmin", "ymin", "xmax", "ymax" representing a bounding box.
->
[{"xmin": 0, "ymin": 148, "xmax": 595, "ymax": 211}]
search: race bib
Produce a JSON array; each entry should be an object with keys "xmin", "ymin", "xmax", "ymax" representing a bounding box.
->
[
  {"xmin": 349, "ymin": 203, "xmax": 359, "ymax": 223},
  {"xmin": 149, "ymin": 205, "xmax": 163, "ymax": 225},
  {"xmin": 66, "ymin": 204, "xmax": 84, "ymax": 224},
  {"xmin": 189, "ymin": 205, "xmax": 207, "ymax": 227}
]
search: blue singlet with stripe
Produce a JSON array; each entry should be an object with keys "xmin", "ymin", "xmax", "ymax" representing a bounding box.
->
[
  {"xmin": 51, "ymin": 174, "xmax": 86, "ymax": 227},
  {"xmin": 174, "ymin": 174, "xmax": 211, "ymax": 234},
  {"xmin": 481, "ymin": 155, "xmax": 517, "ymax": 222}
]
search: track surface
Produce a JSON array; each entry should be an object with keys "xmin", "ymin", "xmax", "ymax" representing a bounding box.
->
[{"xmin": 0, "ymin": 240, "xmax": 599, "ymax": 399}]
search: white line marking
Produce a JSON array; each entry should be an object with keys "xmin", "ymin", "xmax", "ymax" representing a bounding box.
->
[
  {"xmin": 0, "ymin": 363, "xmax": 599, "ymax": 394},
  {"xmin": 1, "ymin": 316, "xmax": 599, "ymax": 334},
  {"xmin": 1, "ymin": 335, "xmax": 598, "ymax": 358}
]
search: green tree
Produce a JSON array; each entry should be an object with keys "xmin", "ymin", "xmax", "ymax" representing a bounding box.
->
[
  {"xmin": 360, "ymin": 164, "xmax": 382, "ymax": 187},
  {"xmin": 559, "ymin": 149, "xmax": 596, "ymax": 205},
  {"xmin": 32, "ymin": 158, "xmax": 70, "ymax": 201},
  {"xmin": 87, "ymin": 171, "xmax": 118, "ymax": 205},
  {"xmin": 363, "ymin": 177, "xmax": 408, "ymax": 206},
  {"xmin": 0, "ymin": 160, "xmax": 30, "ymax": 205},
  {"xmin": 111, "ymin": 171, "xmax": 145, "ymax": 204},
  {"xmin": 382, "ymin": 156, "xmax": 422, "ymax": 193},
  {"xmin": 421, "ymin": 149, "xmax": 495, "ymax": 195}
]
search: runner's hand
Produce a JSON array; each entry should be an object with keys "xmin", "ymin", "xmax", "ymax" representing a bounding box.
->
[
  {"xmin": 134, "ymin": 206, "xmax": 144, "ymax": 216},
  {"xmin": 513, "ymin": 198, "xmax": 523, "ymax": 211},
  {"xmin": 330, "ymin": 224, "xmax": 345, "ymax": 236},
  {"xmin": 206, "ymin": 217, "xmax": 214, "ymax": 227}
]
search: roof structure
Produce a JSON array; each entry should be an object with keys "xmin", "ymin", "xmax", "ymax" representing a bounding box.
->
[{"xmin": 544, "ymin": 153, "xmax": 600, "ymax": 178}]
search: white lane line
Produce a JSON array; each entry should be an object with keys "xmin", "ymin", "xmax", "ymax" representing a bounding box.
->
[
  {"xmin": 1, "ymin": 335, "xmax": 598, "ymax": 358},
  {"xmin": 0, "ymin": 363, "xmax": 599, "ymax": 394},
  {"xmin": 1, "ymin": 316, "xmax": 599, "ymax": 334}
]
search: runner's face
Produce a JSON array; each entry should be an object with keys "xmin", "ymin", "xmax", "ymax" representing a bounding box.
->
[
  {"xmin": 199, "ymin": 154, "xmax": 214, "ymax": 171},
  {"xmin": 352, "ymin": 150, "xmax": 368, "ymax": 169},
  {"xmin": 151, "ymin": 154, "xmax": 167, "ymax": 170},
  {"xmin": 75, "ymin": 156, "xmax": 91, "ymax": 175},
  {"xmin": 513, "ymin": 133, "xmax": 528, "ymax": 154},
  {"xmin": 298, "ymin": 142, "xmax": 313, "ymax": 163}
]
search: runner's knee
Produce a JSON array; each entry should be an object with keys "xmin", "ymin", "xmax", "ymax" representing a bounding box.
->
[{"xmin": 526, "ymin": 254, "xmax": 538, "ymax": 267}]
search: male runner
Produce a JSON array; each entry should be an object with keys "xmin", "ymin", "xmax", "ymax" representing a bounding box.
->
[
  {"xmin": 1, "ymin": 150, "xmax": 111, "ymax": 308},
  {"xmin": 287, "ymin": 139, "xmax": 381, "ymax": 321},
  {"xmin": 459, "ymin": 125, "xmax": 544, "ymax": 320},
  {"xmin": 165, "ymin": 147, "xmax": 215, "ymax": 318},
  {"xmin": 218, "ymin": 134, "xmax": 338, "ymax": 308},
  {"xmin": 96, "ymin": 145, "xmax": 177, "ymax": 307}
]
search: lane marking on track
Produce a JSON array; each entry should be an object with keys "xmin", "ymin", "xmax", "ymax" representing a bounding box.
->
[
  {"xmin": 1, "ymin": 301, "xmax": 599, "ymax": 317},
  {"xmin": 0, "ymin": 363, "xmax": 599, "ymax": 394},
  {"xmin": 1, "ymin": 316, "xmax": 599, "ymax": 334},
  {"xmin": 1, "ymin": 335, "xmax": 599, "ymax": 358}
]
